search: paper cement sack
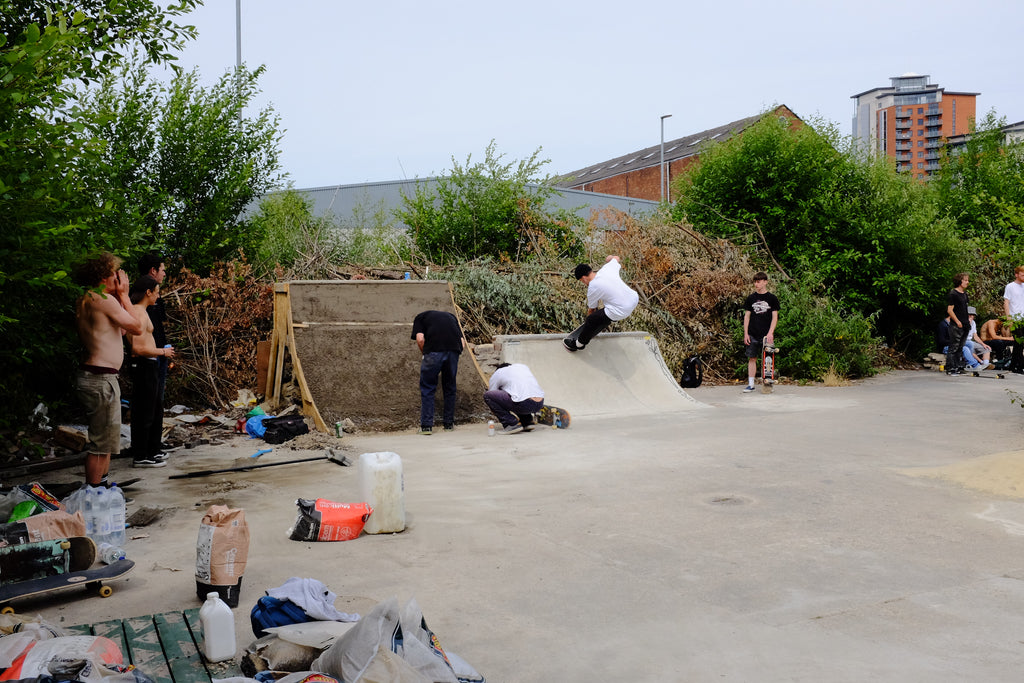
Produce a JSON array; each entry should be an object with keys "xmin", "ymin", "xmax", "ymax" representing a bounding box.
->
[{"xmin": 196, "ymin": 505, "xmax": 249, "ymax": 607}]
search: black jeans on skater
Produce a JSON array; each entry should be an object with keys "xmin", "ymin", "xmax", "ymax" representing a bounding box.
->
[{"xmin": 575, "ymin": 308, "xmax": 613, "ymax": 347}]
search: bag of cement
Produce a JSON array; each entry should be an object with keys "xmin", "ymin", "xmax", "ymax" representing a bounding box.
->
[
  {"xmin": 311, "ymin": 597, "xmax": 457, "ymax": 683},
  {"xmin": 239, "ymin": 634, "xmax": 322, "ymax": 679},
  {"xmin": 287, "ymin": 499, "xmax": 372, "ymax": 542},
  {"xmin": 195, "ymin": 505, "xmax": 250, "ymax": 607}
]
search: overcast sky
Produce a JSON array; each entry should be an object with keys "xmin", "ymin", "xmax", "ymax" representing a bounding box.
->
[{"xmin": 166, "ymin": 0, "xmax": 1024, "ymax": 189}]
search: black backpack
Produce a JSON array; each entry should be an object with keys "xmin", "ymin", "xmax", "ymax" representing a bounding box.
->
[
  {"xmin": 261, "ymin": 415, "xmax": 310, "ymax": 444},
  {"xmin": 679, "ymin": 355, "xmax": 703, "ymax": 388}
]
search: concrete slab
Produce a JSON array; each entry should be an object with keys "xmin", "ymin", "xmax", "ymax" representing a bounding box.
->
[
  {"xmin": 26, "ymin": 370, "xmax": 1024, "ymax": 682},
  {"xmin": 495, "ymin": 332, "xmax": 701, "ymax": 416}
]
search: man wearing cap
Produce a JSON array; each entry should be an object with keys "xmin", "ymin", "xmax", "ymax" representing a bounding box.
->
[
  {"xmin": 564, "ymin": 255, "xmax": 639, "ymax": 353},
  {"xmin": 963, "ymin": 306, "xmax": 992, "ymax": 369},
  {"xmin": 1004, "ymin": 266, "xmax": 1024, "ymax": 374}
]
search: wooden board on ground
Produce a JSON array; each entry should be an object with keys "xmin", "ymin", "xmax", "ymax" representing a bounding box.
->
[{"xmin": 63, "ymin": 608, "xmax": 243, "ymax": 683}]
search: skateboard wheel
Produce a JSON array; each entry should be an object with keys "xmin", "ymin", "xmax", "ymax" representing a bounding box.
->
[
  {"xmin": 98, "ymin": 585, "xmax": 113, "ymax": 598},
  {"xmin": 59, "ymin": 541, "xmax": 71, "ymax": 550},
  {"xmin": 1, "ymin": 606, "xmax": 13, "ymax": 615}
]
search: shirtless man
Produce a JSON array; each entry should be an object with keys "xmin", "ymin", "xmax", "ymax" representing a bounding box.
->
[
  {"xmin": 73, "ymin": 253, "xmax": 144, "ymax": 486},
  {"xmin": 128, "ymin": 275, "xmax": 176, "ymax": 467}
]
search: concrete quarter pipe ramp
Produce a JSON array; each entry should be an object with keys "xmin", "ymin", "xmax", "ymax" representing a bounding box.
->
[
  {"xmin": 279, "ymin": 280, "xmax": 488, "ymax": 431},
  {"xmin": 494, "ymin": 332, "xmax": 701, "ymax": 418}
]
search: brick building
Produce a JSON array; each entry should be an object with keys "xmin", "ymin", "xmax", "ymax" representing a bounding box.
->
[
  {"xmin": 554, "ymin": 105, "xmax": 801, "ymax": 202},
  {"xmin": 851, "ymin": 74, "xmax": 977, "ymax": 180}
]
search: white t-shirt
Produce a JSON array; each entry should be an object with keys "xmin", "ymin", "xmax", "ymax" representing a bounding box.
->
[
  {"xmin": 1004, "ymin": 280, "xmax": 1024, "ymax": 319},
  {"xmin": 586, "ymin": 260, "xmax": 639, "ymax": 321},
  {"xmin": 488, "ymin": 363, "xmax": 544, "ymax": 402}
]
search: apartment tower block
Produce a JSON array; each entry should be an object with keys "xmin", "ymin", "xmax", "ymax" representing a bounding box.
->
[{"xmin": 852, "ymin": 74, "xmax": 977, "ymax": 179}]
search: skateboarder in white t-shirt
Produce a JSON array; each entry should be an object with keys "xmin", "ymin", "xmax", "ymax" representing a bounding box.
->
[{"xmin": 564, "ymin": 255, "xmax": 639, "ymax": 353}]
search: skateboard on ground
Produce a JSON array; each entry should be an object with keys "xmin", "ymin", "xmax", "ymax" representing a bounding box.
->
[
  {"xmin": 971, "ymin": 370, "xmax": 1005, "ymax": 379},
  {"xmin": 761, "ymin": 343, "xmax": 778, "ymax": 394},
  {"xmin": 0, "ymin": 536, "xmax": 96, "ymax": 584},
  {"xmin": 535, "ymin": 405, "xmax": 571, "ymax": 429},
  {"xmin": 0, "ymin": 558, "xmax": 134, "ymax": 611}
]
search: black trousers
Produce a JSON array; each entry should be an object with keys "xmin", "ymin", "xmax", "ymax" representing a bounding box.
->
[
  {"xmin": 575, "ymin": 308, "xmax": 613, "ymax": 347},
  {"xmin": 129, "ymin": 359, "xmax": 162, "ymax": 459}
]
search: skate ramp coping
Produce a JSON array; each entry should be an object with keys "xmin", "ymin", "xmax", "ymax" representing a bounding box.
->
[{"xmin": 494, "ymin": 331, "xmax": 702, "ymax": 418}]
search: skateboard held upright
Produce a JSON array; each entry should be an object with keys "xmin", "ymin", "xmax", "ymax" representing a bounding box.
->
[{"xmin": 761, "ymin": 344, "xmax": 778, "ymax": 394}]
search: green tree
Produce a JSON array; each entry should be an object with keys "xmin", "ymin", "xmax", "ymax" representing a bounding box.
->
[
  {"xmin": 78, "ymin": 60, "xmax": 285, "ymax": 272},
  {"xmin": 933, "ymin": 110, "xmax": 1024, "ymax": 265},
  {"xmin": 672, "ymin": 113, "xmax": 964, "ymax": 351},
  {"xmin": 396, "ymin": 141, "xmax": 582, "ymax": 262},
  {"xmin": 0, "ymin": 2, "xmax": 198, "ymax": 420}
]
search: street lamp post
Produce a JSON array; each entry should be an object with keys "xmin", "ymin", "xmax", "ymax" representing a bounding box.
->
[{"xmin": 660, "ymin": 114, "xmax": 673, "ymax": 202}]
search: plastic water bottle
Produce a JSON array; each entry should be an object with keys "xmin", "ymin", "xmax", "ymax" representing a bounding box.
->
[
  {"xmin": 93, "ymin": 486, "xmax": 112, "ymax": 544},
  {"xmin": 487, "ymin": 420, "xmax": 495, "ymax": 436},
  {"xmin": 82, "ymin": 485, "xmax": 99, "ymax": 539},
  {"xmin": 98, "ymin": 542, "xmax": 126, "ymax": 564},
  {"xmin": 199, "ymin": 592, "xmax": 236, "ymax": 662},
  {"xmin": 107, "ymin": 483, "xmax": 127, "ymax": 546}
]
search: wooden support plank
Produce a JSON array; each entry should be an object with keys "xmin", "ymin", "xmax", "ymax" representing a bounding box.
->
[
  {"xmin": 123, "ymin": 615, "xmax": 173, "ymax": 683},
  {"xmin": 267, "ymin": 282, "xmax": 290, "ymax": 407},
  {"xmin": 285, "ymin": 291, "xmax": 329, "ymax": 433},
  {"xmin": 155, "ymin": 610, "xmax": 208, "ymax": 683}
]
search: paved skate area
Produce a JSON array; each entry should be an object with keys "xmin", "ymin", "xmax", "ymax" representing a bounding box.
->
[
  {"xmin": 495, "ymin": 331, "xmax": 701, "ymax": 416},
  {"xmin": 26, "ymin": 370, "xmax": 1024, "ymax": 682}
]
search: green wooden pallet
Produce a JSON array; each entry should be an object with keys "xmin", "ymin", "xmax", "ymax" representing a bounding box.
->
[{"xmin": 64, "ymin": 608, "xmax": 243, "ymax": 683}]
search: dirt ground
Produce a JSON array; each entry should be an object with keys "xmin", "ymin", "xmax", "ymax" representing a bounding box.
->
[{"xmin": 7, "ymin": 369, "xmax": 1024, "ymax": 682}]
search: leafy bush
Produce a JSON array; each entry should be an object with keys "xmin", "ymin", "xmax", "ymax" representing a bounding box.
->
[
  {"xmin": 765, "ymin": 273, "xmax": 884, "ymax": 381},
  {"xmin": 396, "ymin": 141, "xmax": 584, "ymax": 262}
]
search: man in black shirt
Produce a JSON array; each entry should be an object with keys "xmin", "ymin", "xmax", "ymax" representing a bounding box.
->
[
  {"xmin": 411, "ymin": 310, "xmax": 465, "ymax": 435},
  {"xmin": 742, "ymin": 272, "xmax": 780, "ymax": 393},
  {"xmin": 945, "ymin": 273, "xmax": 970, "ymax": 375}
]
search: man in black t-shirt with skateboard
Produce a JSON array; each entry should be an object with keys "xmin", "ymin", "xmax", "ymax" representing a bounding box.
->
[{"xmin": 742, "ymin": 272, "xmax": 780, "ymax": 393}]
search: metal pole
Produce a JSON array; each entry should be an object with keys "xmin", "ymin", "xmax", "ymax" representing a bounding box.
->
[
  {"xmin": 236, "ymin": 0, "xmax": 242, "ymax": 125},
  {"xmin": 660, "ymin": 114, "xmax": 672, "ymax": 202}
]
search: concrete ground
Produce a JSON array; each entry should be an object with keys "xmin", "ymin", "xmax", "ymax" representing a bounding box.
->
[{"xmin": 17, "ymin": 370, "xmax": 1024, "ymax": 682}]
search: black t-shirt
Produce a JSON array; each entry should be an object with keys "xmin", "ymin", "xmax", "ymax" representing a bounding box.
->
[
  {"xmin": 411, "ymin": 310, "xmax": 463, "ymax": 354},
  {"xmin": 947, "ymin": 288, "xmax": 969, "ymax": 330},
  {"xmin": 744, "ymin": 291, "xmax": 780, "ymax": 340}
]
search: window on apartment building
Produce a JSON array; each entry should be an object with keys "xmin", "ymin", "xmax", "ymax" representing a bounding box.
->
[
  {"xmin": 917, "ymin": 141, "xmax": 924, "ymax": 147},
  {"xmin": 917, "ymin": 119, "xmax": 923, "ymax": 125},
  {"xmin": 917, "ymin": 162, "xmax": 924, "ymax": 169},
  {"xmin": 918, "ymin": 107, "xmax": 924, "ymax": 114},
  {"xmin": 918, "ymin": 130, "xmax": 924, "ymax": 136},
  {"xmin": 918, "ymin": 151, "xmax": 924, "ymax": 158}
]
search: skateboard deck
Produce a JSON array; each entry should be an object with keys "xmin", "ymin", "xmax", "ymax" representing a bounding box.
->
[
  {"xmin": 0, "ymin": 536, "xmax": 96, "ymax": 585},
  {"xmin": 971, "ymin": 370, "xmax": 1006, "ymax": 379},
  {"xmin": 761, "ymin": 344, "xmax": 778, "ymax": 394},
  {"xmin": 0, "ymin": 558, "xmax": 134, "ymax": 609},
  {"xmin": 535, "ymin": 405, "xmax": 571, "ymax": 429}
]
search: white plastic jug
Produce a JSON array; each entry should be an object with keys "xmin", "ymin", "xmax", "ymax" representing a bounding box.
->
[
  {"xmin": 199, "ymin": 592, "xmax": 236, "ymax": 662},
  {"xmin": 358, "ymin": 451, "xmax": 405, "ymax": 534}
]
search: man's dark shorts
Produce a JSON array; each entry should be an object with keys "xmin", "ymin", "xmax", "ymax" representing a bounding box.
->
[{"xmin": 745, "ymin": 338, "xmax": 765, "ymax": 359}]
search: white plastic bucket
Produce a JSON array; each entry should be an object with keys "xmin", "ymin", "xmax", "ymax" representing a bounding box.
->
[{"xmin": 358, "ymin": 451, "xmax": 406, "ymax": 534}]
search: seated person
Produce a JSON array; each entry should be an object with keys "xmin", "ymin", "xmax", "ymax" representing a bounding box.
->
[
  {"xmin": 979, "ymin": 317, "xmax": 1014, "ymax": 363},
  {"xmin": 935, "ymin": 316, "xmax": 951, "ymax": 353},
  {"xmin": 964, "ymin": 307, "xmax": 991, "ymax": 367}
]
